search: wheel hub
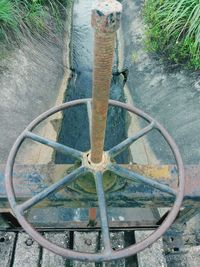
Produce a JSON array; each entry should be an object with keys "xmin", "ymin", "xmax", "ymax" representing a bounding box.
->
[{"xmin": 83, "ymin": 151, "xmax": 111, "ymax": 172}]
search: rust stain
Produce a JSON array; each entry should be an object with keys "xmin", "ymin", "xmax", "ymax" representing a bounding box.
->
[{"xmin": 123, "ymin": 164, "xmax": 171, "ymax": 180}]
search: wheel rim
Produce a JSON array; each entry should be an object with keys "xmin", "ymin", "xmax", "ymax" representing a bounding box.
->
[{"xmin": 5, "ymin": 98, "xmax": 185, "ymax": 262}]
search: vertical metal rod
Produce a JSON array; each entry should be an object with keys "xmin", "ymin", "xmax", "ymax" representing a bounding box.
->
[
  {"xmin": 95, "ymin": 171, "xmax": 112, "ymax": 251},
  {"xmin": 90, "ymin": 0, "xmax": 122, "ymax": 163},
  {"xmin": 88, "ymin": 208, "xmax": 97, "ymax": 227}
]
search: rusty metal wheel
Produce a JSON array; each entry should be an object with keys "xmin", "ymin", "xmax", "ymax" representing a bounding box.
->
[{"xmin": 5, "ymin": 99, "xmax": 185, "ymax": 262}]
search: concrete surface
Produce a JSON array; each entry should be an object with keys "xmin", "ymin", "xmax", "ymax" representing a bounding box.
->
[
  {"xmin": 135, "ymin": 231, "xmax": 167, "ymax": 267},
  {"xmin": 0, "ymin": 39, "xmax": 61, "ymax": 163},
  {"xmin": 118, "ymin": 25, "xmax": 158, "ymax": 165},
  {"xmin": 13, "ymin": 233, "xmax": 40, "ymax": 267},
  {"xmin": 121, "ymin": 0, "xmax": 200, "ymax": 164},
  {"xmin": 0, "ymin": 6, "xmax": 72, "ymax": 164}
]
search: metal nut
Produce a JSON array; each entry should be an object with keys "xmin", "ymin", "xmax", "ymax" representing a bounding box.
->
[{"xmin": 85, "ymin": 239, "xmax": 92, "ymax": 246}]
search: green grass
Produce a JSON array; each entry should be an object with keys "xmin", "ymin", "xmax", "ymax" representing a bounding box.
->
[
  {"xmin": 0, "ymin": 0, "xmax": 70, "ymax": 44},
  {"xmin": 144, "ymin": 0, "xmax": 200, "ymax": 69},
  {"xmin": 0, "ymin": 0, "xmax": 18, "ymax": 42}
]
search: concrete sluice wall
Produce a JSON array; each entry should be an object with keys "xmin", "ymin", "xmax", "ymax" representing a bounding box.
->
[
  {"xmin": 0, "ymin": 5, "xmax": 72, "ymax": 164},
  {"xmin": 0, "ymin": 39, "xmax": 63, "ymax": 163},
  {"xmin": 121, "ymin": 0, "xmax": 200, "ymax": 165}
]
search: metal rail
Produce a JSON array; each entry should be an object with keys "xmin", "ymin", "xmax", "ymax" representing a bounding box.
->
[{"xmin": 1, "ymin": 164, "xmax": 198, "ymax": 210}]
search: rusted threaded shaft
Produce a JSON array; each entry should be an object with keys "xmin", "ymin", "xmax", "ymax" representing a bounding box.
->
[
  {"xmin": 91, "ymin": 31, "xmax": 115, "ymax": 163},
  {"xmin": 91, "ymin": 0, "xmax": 122, "ymax": 163}
]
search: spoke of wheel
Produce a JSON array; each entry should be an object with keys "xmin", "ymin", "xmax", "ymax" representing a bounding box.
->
[
  {"xmin": 108, "ymin": 164, "xmax": 176, "ymax": 196},
  {"xmin": 108, "ymin": 121, "xmax": 155, "ymax": 158},
  {"xmin": 87, "ymin": 100, "xmax": 92, "ymax": 145},
  {"xmin": 18, "ymin": 167, "xmax": 87, "ymax": 213},
  {"xmin": 25, "ymin": 131, "xmax": 83, "ymax": 160},
  {"xmin": 94, "ymin": 171, "xmax": 112, "ymax": 252}
]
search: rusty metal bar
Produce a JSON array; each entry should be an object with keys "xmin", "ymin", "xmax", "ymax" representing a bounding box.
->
[
  {"xmin": 88, "ymin": 208, "xmax": 97, "ymax": 226},
  {"xmin": 86, "ymin": 100, "xmax": 92, "ymax": 145},
  {"xmin": 90, "ymin": 0, "xmax": 122, "ymax": 163},
  {"xmin": 1, "ymin": 163, "xmax": 195, "ymax": 210}
]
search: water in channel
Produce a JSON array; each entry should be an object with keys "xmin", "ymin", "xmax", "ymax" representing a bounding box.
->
[{"xmin": 55, "ymin": 0, "xmax": 129, "ymax": 164}]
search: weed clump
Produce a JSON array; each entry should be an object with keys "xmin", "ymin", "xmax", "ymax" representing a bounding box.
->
[
  {"xmin": 144, "ymin": 0, "xmax": 200, "ymax": 69},
  {"xmin": 0, "ymin": 0, "xmax": 70, "ymax": 44}
]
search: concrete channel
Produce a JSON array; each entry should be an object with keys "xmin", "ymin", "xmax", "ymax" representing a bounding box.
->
[
  {"xmin": 54, "ymin": 0, "xmax": 161, "ymax": 266},
  {"xmin": 55, "ymin": 0, "xmax": 129, "ymax": 164}
]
